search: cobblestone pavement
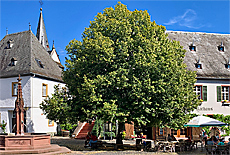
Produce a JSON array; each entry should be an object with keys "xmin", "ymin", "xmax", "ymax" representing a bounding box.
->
[
  {"xmin": 51, "ymin": 137, "xmax": 206, "ymax": 155},
  {"xmin": 64, "ymin": 150, "xmax": 206, "ymax": 155}
]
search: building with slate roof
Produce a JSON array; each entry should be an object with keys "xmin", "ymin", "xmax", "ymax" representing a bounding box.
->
[
  {"xmin": 0, "ymin": 8, "xmax": 64, "ymax": 134},
  {"xmin": 167, "ymin": 31, "xmax": 230, "ymax": 116},
  {"xmin": 151, "ymin": 31, "xmax": 230, "ymax": 141}
]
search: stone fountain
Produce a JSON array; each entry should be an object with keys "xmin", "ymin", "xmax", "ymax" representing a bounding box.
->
[{"xmin": 0, "ymin": 75, "xmax": 70, "ymax": 154}]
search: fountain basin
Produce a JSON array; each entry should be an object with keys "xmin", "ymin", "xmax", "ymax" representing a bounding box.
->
[{"xmin": 0, "ymin": 134, "xmax": 50, "ymax": 150}]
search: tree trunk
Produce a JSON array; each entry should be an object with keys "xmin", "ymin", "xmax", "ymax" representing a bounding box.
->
[{"xmin": 116, "ymin": 121, "xmax": 124, "ymax": 148}]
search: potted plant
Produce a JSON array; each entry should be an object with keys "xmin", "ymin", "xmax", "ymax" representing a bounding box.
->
[
  {"xmin": 60, "ymin": 123, "xmax": 77, "ymax": 137},
  {"xmin": 0, "ymin": 120, "xmax": 7, "ymax": 134},
  {"xmin": 122, "ymin": 130, "xmax": 126, "ymax": 140}
]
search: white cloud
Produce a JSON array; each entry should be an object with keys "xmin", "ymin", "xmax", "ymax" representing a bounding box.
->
[
  {"xmin": 164, "ymin": 9, "xmax": 206, "ymax": 29},
  {"xmin": 56, "ymin": 47, "xmax": 67, "ymax": 56}
]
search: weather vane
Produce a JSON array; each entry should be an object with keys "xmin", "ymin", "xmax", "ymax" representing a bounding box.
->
[{"xmin": 39, "ymin": 0, "xmax": 43, "ymax": 7}]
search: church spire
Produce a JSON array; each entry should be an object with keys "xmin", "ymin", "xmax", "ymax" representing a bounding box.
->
[{"xmin": 36, "ymin": 8, "xmax": 50, "ymax": 51}]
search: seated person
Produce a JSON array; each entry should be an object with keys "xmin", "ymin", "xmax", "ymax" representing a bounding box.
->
[
  {"xmin": 203, "ymin": 132, "xmax": 208, "ymax": 139},
  {"xmin": 168, "ymin": 133, "xmax": 177, "ymax": 141},
  {"xmin": 168, "ymin": 134, "xmax": 173, "ymax": 142},
  {"xmin": 217, "ymin": 139, "xmax": 225, "ymax": 146},
  {"xmin": 213, "ymin": 136, "xmax": 218, "ymax": 144},
  {"xmin": 207, "ymin": 136, "xmax": 217, "ymax": 145},
  {"xmin": 207, "ymin": 140, "xmax": 214, "ymax": 145},
  {"xmin": 228, "ymin": 138, "xmax": 230, "ymax": 145},
  {"xmin": 85, "ymin": 132, "xmax": 91, "ymax": 146},
  {"xmin": 185, "ymin": 136, "xmax": 192, "ymax": 142},
  {"xmin": 89, "ymin": 133, "xmax": 98, "ymax": 146},
  {"xmin": 171, "ymin": 134, "xmax": 177, "ymax": 141},
  {"xmin": 215, "ymin": 133, "xmax": 219, "ymax": 141},
  {"xmin": 203, "ymin": 132, "xmax": 208, "ymax": 145}
]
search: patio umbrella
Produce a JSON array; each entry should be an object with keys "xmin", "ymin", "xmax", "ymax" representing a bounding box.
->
[{"xmin": 184, "ymin": 116, "xmax": 227, "ymax": 127}]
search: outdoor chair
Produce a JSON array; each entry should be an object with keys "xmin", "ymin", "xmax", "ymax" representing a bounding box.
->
[
  {"xmin": 216, "ymin": 145, "xmax": 228, "ymax": 155},
  {"xmin": 185, "ymin": 141, "xmax": 192, "ymax": 151},
  {"xmin": 175, "ymin": 141, "xmax": 185, "ymax": 152},
  {"xmin": 205, "ymin": 145, "xmax": 217, "ymax": 155}
]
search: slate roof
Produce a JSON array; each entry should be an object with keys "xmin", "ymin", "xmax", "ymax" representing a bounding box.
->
[
  {"xmin": 167, "ymin": 31, "xmax": 230, "ymax": 79},
  {"xmin": 0, "ymin": 30, "xmax": 63, "ymax": 81}
]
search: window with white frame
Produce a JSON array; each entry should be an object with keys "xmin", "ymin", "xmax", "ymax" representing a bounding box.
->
[
  {"xmin": 48, "ymin": 119, "xmax": 54, "ymax": 127},
  {"xmin": 222, "ymin": 86, "xmax": 229, "ymax": 101},
  {"xmin": 194, "ymin": 86, "xmax": 202, "ymax": 100},
  {"xmin": 42, "ymin": 83, "xmax": 48, "ymax": 97},
  {"xmin": 194, "ymin": 85, "xmax": 207, "ymax": 101},
  {"xmin": 217, "ymin": 86, "xmax": 230, "ymax": 102}
]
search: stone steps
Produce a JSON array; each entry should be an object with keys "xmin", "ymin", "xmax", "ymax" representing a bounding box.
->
[
  {"xmin": 75, "ymin": 122, "xmax": 95, "ymax": 139},
  {"xmin": 0, "ymin": 144, "xmax": 71, "ymax": 154}
]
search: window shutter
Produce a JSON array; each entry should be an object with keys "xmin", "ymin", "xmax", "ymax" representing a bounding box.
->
[
  {"xmin": 217, "ymin": 86, "xmax": 221, "ymax": 102},
  {"xmin": 202, "ymin": 86, "xmax": 207, "ymax": 101}
]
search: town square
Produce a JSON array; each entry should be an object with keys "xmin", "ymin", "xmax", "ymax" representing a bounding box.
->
[{"xmin": 0, "ymin": 0, "xmax": 230, "ymax": 154}]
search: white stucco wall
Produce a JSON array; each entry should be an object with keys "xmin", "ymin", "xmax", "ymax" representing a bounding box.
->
[
  {"xmin": 0, "ymin": 76, "xmax": 31, "ymax": 132},
  {"xmin": 194, "ymin": 79, "xmax": 230, "ymax": 115},
  {"xmin": 30, "ymin": 76, "xmax": 65, "ymax": 133},
  {"xmin": 0, "ymin": 75, "xmax": 65, "ymax": 134}
]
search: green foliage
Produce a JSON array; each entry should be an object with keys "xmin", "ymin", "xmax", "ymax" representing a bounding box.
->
[
  {"xmin": 0, "ymin": 120, "xmax": 7, "ymax": 133},
  {"xmin": 62, "ymin": 2, "xmax": 199, "ymax": 129},
  {"xmin": 60, "ymin": 123, "xmax": 77, "ymax": 131},
  {"xmin": 91, "ymin": 119, "xmax": 104, "ymax": 137},
  {"xmin": 103, "ymin": 131, "xmax": 116, "ymax": 139},
  {"xmin": 122, "ymin": 131, "xmax": 126, "ymax": 140},
  {"xmin": 40, "ymin": 84, "xmax": 78, "ymax": 124},
  {"xmin": 201, "ymin": 114, "xmax": 230, "ymax": 137},
  {"xmin": 212, "ymin": 114, "xmax": 230, "ymax": 136},
  {"xmin": 202, "ymin": 126, "xmax": 211, "ymax": 137}
]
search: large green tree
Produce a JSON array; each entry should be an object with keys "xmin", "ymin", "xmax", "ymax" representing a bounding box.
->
[{"xmin": 41, "ymin": 2, "xmax": 200, "ymax": 143}]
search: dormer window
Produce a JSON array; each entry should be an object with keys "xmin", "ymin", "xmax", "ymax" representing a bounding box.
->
[
  {"xmin": 189, "ymin": 42, "xmax": 196, "ymax": 52},
  {"xmin": 7, "ymin": 39, "xmax": 13, "ymax": 49},
  {"xmin": 225, "ymin": 58, "xmax": 230, "ymax": 69},
  {"xmin": 226, "ymin": 64, "xmax": 230, "ymax": 69},
  {"xmin": 35, "ymin": 58, "xmax": 44, "ymax": 68},
  {"xmin": 10, "ymin": 57, "xmax": 17, "ymax": 66},
  {"xmin": 195, "ymin": 58, "xmax": 202, "ymax": 69},
  {"xmin": 196, "ymin": 64, "xmax": 202, "ymax": 69},
  {"xmin": 218, "ymin": 42, "xmax": 224, "ymax": 52}
]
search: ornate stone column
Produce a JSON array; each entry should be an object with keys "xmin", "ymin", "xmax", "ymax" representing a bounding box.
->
[{"xmin": 14, "ymin": 75, "xmax": 24, "ymax": 135}]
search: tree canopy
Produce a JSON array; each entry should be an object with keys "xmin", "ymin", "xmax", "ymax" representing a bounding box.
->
[{"xmin": 41, "ymin": 2, "xmax": 200, "ymax": 130}]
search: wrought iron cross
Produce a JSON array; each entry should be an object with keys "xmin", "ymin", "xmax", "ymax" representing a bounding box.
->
[{"xmin": 39, "ymin": 0, "xmax": 43, "ymax": 7}]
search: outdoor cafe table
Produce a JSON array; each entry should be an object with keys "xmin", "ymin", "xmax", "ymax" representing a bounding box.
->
[{"xmin": 158, "ymin": 141, "xmax": 178, "ymax": 152}]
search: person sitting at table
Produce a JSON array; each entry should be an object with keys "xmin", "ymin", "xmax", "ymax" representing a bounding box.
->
[
  {"xmin": 85, "ymin": 132, "xmax": 91, "ymax": 146},
  {"xmin": 168, "ymin": 134, "xmax": 173, "ymax": 142},
  {"xmin": 168, "ymin": 134, "xmax": 177, "ymax": 142},
  {"xmin": 207, "ymin": 136, "xmax": 217, "ymax": 145},
  {"xmin": 213, "ymin": 136, "xmax": 219, "ymax": 144},
  {"xmin": 227, "ymin": 138, "xmax": 230, "ymax": 144},
  {"xmin": 88, "ymin": 133, "xmax": 98, "ymax": 147},
  {"xmin": 185, "ymin": 136, "xmax": 192, "ymax": 142},
  {"xmin": 217, "ymin": 139, "xmax": 225, "ymax": 145}
]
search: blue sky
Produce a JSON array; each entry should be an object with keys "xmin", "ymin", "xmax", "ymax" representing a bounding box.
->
[{"xmin": 1, "ymin": 1, "xmax": 229, "ymax": 66}]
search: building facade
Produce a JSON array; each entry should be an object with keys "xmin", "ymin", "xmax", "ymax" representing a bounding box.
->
[
  {"xmin": 150, "ymin": 31, "xmax": 230, "ymax": 140},
  {"xmin": 167, "ymin": 31, "xmax": 230, "ymax": 116},
  {"xmin": 0, "ymin": 8, "xmax": 64, "ymax": 134}
]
